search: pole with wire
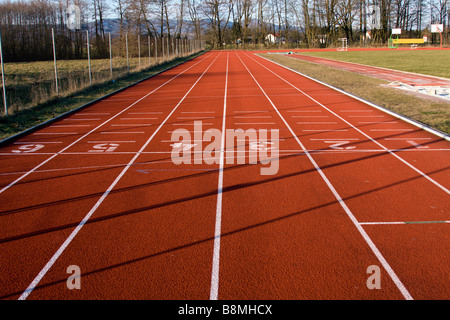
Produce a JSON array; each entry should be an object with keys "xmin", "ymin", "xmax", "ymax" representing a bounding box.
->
[{"xmin": 0, "ymin": 27, "xmax": 7, "ymax": 116}]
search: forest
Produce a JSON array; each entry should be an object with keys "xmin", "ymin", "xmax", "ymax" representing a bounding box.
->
[{"xmin": 0, "ymin": 0, "xmax": 449, "ymax": 61}]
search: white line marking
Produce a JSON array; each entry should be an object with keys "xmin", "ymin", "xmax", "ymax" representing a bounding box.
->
[
  {"xmin": 297, "ymin": 122, "xmax": 337, "ymax": 124},
  {"xmin": 120, "ymin": 118, "xmax": 158, "ymax": 120},
  {"xmin": 50, "ymin": 125, "xmax": 91, "ymax": 127},
  {"xmin": 311, "ymin": 138, "xmax": 359, "ymax": 141},
  {"xmin": 210, "ymin": 53, "xmax": 228, "ymax": 301},
  {"xmin": 234, "ymin": 122, "xmax": 276, "ymax": 125},
  {"xmin": 233, "ymin": 110, "xmax": 268, "ymax": 113},
  {"xmin": 181, "ymin": 111, "xmax": 216, "ymax": 114},
  {"xmin": 87, "ymin": 141, "xmax": 136, "ymax": 143},
  {"xmin": 287, "ymin": 110, "xmax": 322, "ymax": 113},
  {"xmin": 176, "ymin": 117, "xmax": 215, "ymax": 119},
  {"xmin": 18, "ymin": 52, "xmax": 220, "ymax": 301},
  {"xmin": 0, "ymin": 54, "xmax": 212, "ymax": 196},
  {"xmin": 32, "ymin": 132, "xmax": 78, "ymax": 135},
  {"xmin": 370, "ymin": 129, "xmax": 414, "ymax": 132},
  {"xmin": 111, "ymin": 124, "xmax": 153, "ymax": 126},
  {"xmin": 384, "ymin": 138, "xmax": 432, "ymax": 140},
  {"xmin": 341, "ymin": 110, "xmax": 374, "ymax": 112},
  {"xmin": 244, "ymin": 52, "xmax": 414, "ymax": 300},
  {"xmin": 302, "ymin": 129, "xmax": 348, "ymax": 132},
  {"xmin": 63, "ymin": 118, "xmax": 101, "ymax": 121},
  {"xmin": 255, "ymin": 54, "xmax": 450, "ymax": 195},
  {"xmin": 360, "ymin": 221, "xmax": 450, "ymax": 225},
  {"xmin": 100, "ymin": 131, "xmax": 145, "ymax": 134},
  {"xmin": 13, "ymin": 141, "xmax": 63, "ymax": 144},
  {"xmin": 291, "ymin": 116, "xmax": 329, "ymax": 118},
  {"xmin": 128, "ymin": 112, "xmax": 163, "ymax": 115},
  {"xmin": 348, "ymin": 115, "xmax": 386, "ymax": 118},
  {"xmin": 171, "ymin": 123, "xmax": 214, "ymax": 126},
  {"xmin": 234, "ymin": 116, "xmax": 272, "ymax": 118}
]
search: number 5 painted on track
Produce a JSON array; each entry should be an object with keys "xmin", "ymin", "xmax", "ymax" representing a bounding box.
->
[
  {"xmin": 11, "ymin": 144, "xmax": 45, "ymax": 153},
  {"xmin": 88, "ymin": 143, "xmax": 120, "ymax": 152}
]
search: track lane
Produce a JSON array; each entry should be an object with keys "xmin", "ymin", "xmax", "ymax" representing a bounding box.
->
[
  {"xmin": 12, "ymin": 52, "xmax": 226, "ymax": 300},
  {"xmin": 0, "ymin": 53, "xmax": 211, "ymax": 193},
  {"xmin": 214, "ymin": 52, "xmax": 406, "ymax": 299},
  {"xmin": 242, "ymin": 52, "xmax": 449, "ymax": 299},
  {"xmin": 0, "ymin": 53, "xmax": 217, "ymax": 299}
]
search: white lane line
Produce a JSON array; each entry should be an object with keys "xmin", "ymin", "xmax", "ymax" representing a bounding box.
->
[
  {"xmin": 87, "ymin": 141, "xmax": 136, "ymax": 143},
  {"xmin": 210, "ymin": 53, "xmax": 228, "ymax": 301},
  {"xmin": 63, "ymin": 118, "xmax": 101, "ymax": 121},
  {"xmin": 349, "ymin": 116, "xmax": 386, "ymax": 118},
  {"xmin": 32, "ymin": 132, "xmax": 78, "ymax": 135},
  {"xmin": 171, "ymin": 123, "xmax": 214, "ymax": 126},
  {"xmin": 311, "ymin": 138, "xmax": 359, "ymax": 141},
  {"xmin": 18, "ymin": 52, "xmax": 221, "ymax": 301},
  {"xmin": 101, "ymin": 131, "xmax": 145, "ymax": 134},
  {"xmin": 291, "ymin": 116, "xmax": 329, "ymax": 118},
  {"xmin": 255, "ymin": 54, "xmax": 450, "ymax": 195},
  {"xmin": 177, "ymin": 117, "xmax": 215, "ymax": 119},
  {"xmin": 233, "ymin": 110, "xmax": 268, "ymax": 113},
  {"xmin": 13, "ymin": 141, "xmax": 63, "ymax": 144},
  {"xmin": 120, "ymin": 118, "xmax": 158, "ymax": 120},
  {"xmin": 50, "ymin": 125, "xmax": 91, "ymax": 127},
  {"xmin": 360, "ymin": 221, "xmax": 450, "ymax": 225},
  {"xmin": 181, "ymin": 111, "xmax": 216, "ymax": 114},
  {"xmin": 370, "ymin": 129, "xmax": 415, "ymax": 132},
  {"xmin": 128, "ymin": 112, "xmax": 163, "ymax": 115},
  {"xmin": 297, "ymin": 122, "xmax": 337, "ymax": 124},
  {"xmin": 385, "ymin": 138, "xmax": 432, "ymax": 140},
  {"xmin": 111, "ymin": 124, "xmax": 153, "ymax": 127},
  {"xmin": 341, "ymin": 110, "xmax": 374, "ymax": 112},
  {"xmin": 241, "ymin": 52, "xmax": 414, "ymax": 301},
  {"xmin": 358, "ymin": 122, "xmax": 399, "ymax": 124},
  {"xmin": 234, "ymin": 122, "xmax": 276, "ymax": 125},
  {"xmin": 303, "ymin": 129, "xmax": 348, "ymax": 132},
  {"xmin": 0, "ymin": 54, "xmax": 212, "ymax": 196},
  {"xmin": 234, "ymin": 116, "xmax": 272, "ymax": 119},
  {"xmin": 287, "ymin": 110, "xmax": 322, "ymax": 113}
]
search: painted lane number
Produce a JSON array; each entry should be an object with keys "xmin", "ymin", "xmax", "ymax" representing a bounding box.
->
[
  {"xmin": 11, "ymin": 144, "xmax": 45, "ymax": 153},
  {"xmin": 324, "ymin": 141, "xmax": 356, "ymax": 150},
  {"xmin": 88, "ymin": 143, "xmax": 120, "ymax": 152}
]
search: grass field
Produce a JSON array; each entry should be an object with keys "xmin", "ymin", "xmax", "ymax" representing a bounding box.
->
[
  {"xmin": 260, "ymin": 51, "xmax": 450, "ymax": 134},
  {"xmin": 298, "ymin": 50, "xmax": 450, "ymax": 78},
  {"xmin": 0, "ymin": 55, "xmax": 172, "ymax": 116}
]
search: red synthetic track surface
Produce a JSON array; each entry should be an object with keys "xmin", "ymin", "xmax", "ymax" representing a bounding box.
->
[
  {"xmin": 0, "ymin": 51, "xmax": 449, "ymax": 300},
  {"xmin": 286, "ymin": 53, "xmax": 450, "ymax": 87}
]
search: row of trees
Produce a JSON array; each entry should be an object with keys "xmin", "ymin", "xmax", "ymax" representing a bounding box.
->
[{"xmin": 0, "ymin": 0, "xmax": 449, "ymax": 61}]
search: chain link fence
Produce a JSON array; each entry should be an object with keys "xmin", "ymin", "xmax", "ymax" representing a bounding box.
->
[{"xmin": 0, "ymin": 27, "xmax": 205, "ymax": 117}]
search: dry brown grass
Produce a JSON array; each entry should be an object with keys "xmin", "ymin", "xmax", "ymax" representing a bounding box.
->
[{"xmin": 259, "ymin": 53, "xmax": 450, "ymax": 134}]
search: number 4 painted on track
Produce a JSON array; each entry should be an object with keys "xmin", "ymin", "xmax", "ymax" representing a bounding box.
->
[{"xmin": 324, "ymin": 141, "xmax": 356, "ymax": 150}]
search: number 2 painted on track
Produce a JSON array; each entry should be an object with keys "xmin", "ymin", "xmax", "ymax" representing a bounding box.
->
[
  {"xmin": 88, "ymin": 143, "xmax": 120, "ymax": 152},
  {"xmin": 11, "ymin": 144, "xmax": 45, "ymax": 153},
  {"xmin": 324, "ymin": 141, "xmax": 356, "ymax": 150}
]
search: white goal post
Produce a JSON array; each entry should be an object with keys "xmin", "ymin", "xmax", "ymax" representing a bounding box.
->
[{"xmin": 337, "ymin": 38, "xmax": 348, "ymax": 51}]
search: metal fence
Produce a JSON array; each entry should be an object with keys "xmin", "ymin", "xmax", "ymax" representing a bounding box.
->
[{"xmin": 0, "ymin": 28, "xmax": 205, "ymax": 117}]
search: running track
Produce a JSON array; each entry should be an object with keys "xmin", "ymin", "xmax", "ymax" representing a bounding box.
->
[{"xmin": 0, "ymin": 51, "xmax": 449, "ymax": 300}]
